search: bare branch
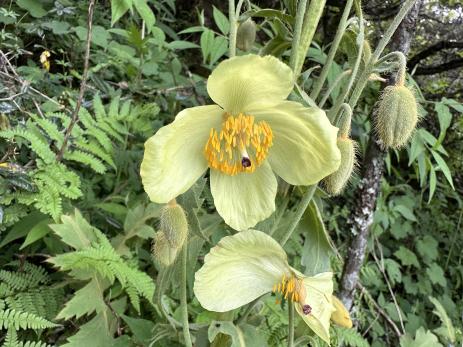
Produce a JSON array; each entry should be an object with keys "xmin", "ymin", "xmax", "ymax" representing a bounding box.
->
[
  {"xmin": 409, "ymin": 41, "xmax": 463, "ymax": 68},
  {"xmin": 56, "ymin": 0, "xmax": 96, "ymax": 161}
]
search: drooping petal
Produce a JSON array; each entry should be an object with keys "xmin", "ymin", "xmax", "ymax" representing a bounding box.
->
[
  {"xmin": 250, "ymin": 101, "xmax": 341, "ymax": 186},
  {"xmin": 331, "ymin": 296, "xmax": 353, "ymax": 328},
  {"xmin": 210, "ymin": 161, "xmax": 277, "ymax": 231},
  {"xmin": 207, "ymin": 55, "xmax": 294, "ymax": 115},
  {"xmin": 294, "ymin": 272, "xmax": 335, "ymax": 344},
  {"xmin": 194, "ymin": 230, "xmax": 290, "ymax": 312},
  {"xmin": 140, "ymin": 105, "xmax": 223, "ymax": 203}
]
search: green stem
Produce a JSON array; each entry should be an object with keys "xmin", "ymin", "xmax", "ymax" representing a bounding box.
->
[
  {"xmin": 327, "ymin": 0, "xmax": 364, "ymax": 121},
  {"xmin": 228, "ymin": 0, "xmax": 237, "ymax": 57},
  {"xmin": 280, "ymin": 185, "xmax": 317, "ymax": 246},
  {"xmin": 288, "ymin": 303, "xmax": 295, "ymax": 347},
  {"xmin": 348, "ymin": 0, "xmax": 417, "ymax": 109},
  {"xmin": 310, "ymin": 0, "xmax": 354, "ymax": 101},
  {"xmin": 289, "ymin": 0, "xmax": 308, "ymax": 75},
  {"xmin": 293, "ymin": 0, "xmax": 327, "ymax": 80},
  {"xmin": 319, "ymin": 69, "xmax": 352, "ymax": 109},
  {"xmin": 336, "ymin": 103, "xmax": 353, "ymax": 137},
  {"xmin": 376, "ymin": 51, "xmax": 407, "ymax": 86},
  {"xmin": 269, "ymin": 196, "xmax": 290, "ymax": 236},
  {"xmin": 180, "ymin": 243, "xmax": 193, "ymax": 347}
]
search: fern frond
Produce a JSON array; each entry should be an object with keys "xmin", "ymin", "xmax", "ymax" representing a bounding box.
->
[
  {"xmin": 63, "ymin": 150, "xmax": 106, "ymax": 173},
  {"xmin": 75, "ymin": 140, "xmax": 116, "ymax": 169},
  {"xmin": 0, "ymin": 309, "xmax": 58, "ymax": 330},
  {"xmin": 0, "ymin": 130, "xmax": 55, "ymax": 164},
  {"xmin": 30, "ymin": 115, "xmax": 64, "ymax": 146},
  {"xmin": 2, "ymin": 329, "xmax": 53, "ymax": 347}
]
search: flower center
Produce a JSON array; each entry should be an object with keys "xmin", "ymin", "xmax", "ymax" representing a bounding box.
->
[
  {"xmin": 204, "ymin": 113, "xmax": 273, "ymax": 175},
  {"xmin": 272, "ymin": 274, "xmax": 306, "ymax": 306}
]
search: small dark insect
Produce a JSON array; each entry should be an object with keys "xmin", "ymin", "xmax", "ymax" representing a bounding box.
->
[{"xmin": 241, "ymin": 157, "xmax": 252, "ymax": 168}]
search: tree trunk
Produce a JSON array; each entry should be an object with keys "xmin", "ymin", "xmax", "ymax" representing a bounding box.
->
[{"xmin": 338, "ymin": 0, "xmax": 423, "ymax": 310}]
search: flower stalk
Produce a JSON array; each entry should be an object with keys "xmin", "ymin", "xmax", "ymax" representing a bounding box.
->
[
  {"xmin": 310, "ymin": 0, "xmax": 354, "ymax": 101},
  {"xmin": 180, "ymin": 243, "xmax": 193, "ymax": 347},
  {"xmin": 292, "ymin": 0, "xmax": 327, "ymax": 80},
  {"xmin": 288, "ymin": 302, "xmax": 295, "ymax": 347},
  {"xmin": 228, "ymin": 0, "xmax": 237, "ymax": 57},
  {"xmin": 348, "ymin": 0, "xmax": 417, "ymax": 109},
  {"xmin": 289, "ymin": 0, "xmax": 308, "ymax": 76},
  {"xmin": 279, "ymin": 184, "xmax": 317, "ymax": 246}
]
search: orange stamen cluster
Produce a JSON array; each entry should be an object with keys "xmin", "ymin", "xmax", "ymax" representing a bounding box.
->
[
  {"xmin": 272, "ymin": 274, "xmax": 304, "ymax": 305},
  {"xmin": 204, "ymin": 113, "xmax": 273, "ymax": 175}
]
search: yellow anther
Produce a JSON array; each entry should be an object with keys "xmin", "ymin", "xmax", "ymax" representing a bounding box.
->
[
  {"xmin": 204, "ymin": 113, "xmax": 273, "ymax": 175},
  {"xmin": 272, "ymin": 274, "xmax": 304, "ymax": 304}
]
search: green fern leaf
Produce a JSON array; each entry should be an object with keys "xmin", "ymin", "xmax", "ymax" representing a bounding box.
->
[
  {"xmin": 0, "ymin": 309, "xmax": 58, "ymax": 330},
  {"xmin": 63, "ymin": 150, "xmax": 106, "ymax": 173}
]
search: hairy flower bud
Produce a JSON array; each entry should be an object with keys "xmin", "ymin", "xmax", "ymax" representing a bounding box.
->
[
  {"xmin": 330, "ymin": 296, "xmax": 353, "ymax": 328},
  {"xmin": 152, "ymin": 231, "xmax": 179, "ymax": 266},
  {"xmin": 0, "ymin": 114, "xmax": 10, "ymax": 130},
  {"xmin": 236, "ymin": 18, "xmax": 256, "ymax": 51},
  {"xmin": 160, "ymin": 202, "xmax": 188, "ymax": 249},
  {"xmin": 323, "ymin": 137, "xmax": 356, "ymax": 195},
  {"xmin": 375, "ymin": 85, "xmax": 418, "ymax": 149}
]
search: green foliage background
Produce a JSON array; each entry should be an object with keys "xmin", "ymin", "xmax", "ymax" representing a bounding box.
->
[{"xmin": 0, "ymin": 0, "xmax": 461, "ymax": 346}]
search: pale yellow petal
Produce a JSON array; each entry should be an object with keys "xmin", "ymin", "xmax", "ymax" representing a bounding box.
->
[
  {"xmin": 194, "ymin": 230, "xmax": 290, "ymax": 312},
  {"xmin": 140, "ymin": 105, "xmax": 223, "ymax": 203},
  {"xmin": 207, "ymin": 55, "xmax": 293, "ymax": 115}
]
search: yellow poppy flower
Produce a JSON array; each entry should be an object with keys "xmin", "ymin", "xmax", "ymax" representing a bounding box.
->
[
  {"xmin": 141, "ymin": 54, "xmax": 340, "ymax": 230},
  {"xmin": 193, "ymin": 230, "xmax": 336, "ymax": 343}
]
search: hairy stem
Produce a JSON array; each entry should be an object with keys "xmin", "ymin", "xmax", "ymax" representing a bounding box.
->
[
  {"xmin": 289, "ymin": 0, "xmax": 308, "ymax": 75},
  {"xmin": 293, "ymin": 0, "xmax": 326, "ymax": 80},
  {"xmin": 348, "ymin": 0, "xmax": 418, "ymax": 110},
  {"xmin": 310, "ymin": 0, "xmax": 354, "ymax": 101},
  {"xmin": 280, "ymin": 185, "xmax": 317, "ymax": 246},
  {"xmin": 180, "ymin": 243, "xmax": 192, "ymax": 347},
  {"xmin": 228, "ymin": 0, "xmax": 237, "ymax": 57},
  {"xmin": 327, "ymin": 0, "xmax": 364, "ymax": 121}
]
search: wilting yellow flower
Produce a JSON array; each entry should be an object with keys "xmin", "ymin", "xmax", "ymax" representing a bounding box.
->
[
  {"xmin": 193, "ymin": 230, "xmax": 336, "ymax": 343},
  {"xmin": 141, "ymin": 54, "xmax": 340, "ymax": 230},
  {"xmin": 40, "ymin": 50, "xmax": 51, "ymax": 71}
]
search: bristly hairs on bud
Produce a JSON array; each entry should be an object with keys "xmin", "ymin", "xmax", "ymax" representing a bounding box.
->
[
  {"xmin": 160, "ymin": 199, "xmax": 189, "ymax": 249},
  {"xmin": 152, "ymin": 231, "xmax": 179, "ymax": 267},
  {"xmin": 236, "ymin": 18, "xmax": 256, "ymax": 52},
  {"xmin": 374, "ymin": 80, "xmax": 418, "ymax": 149},
  {"xmin": 324, "ymin": 104, "xmax": 357, "ymax": 196}
]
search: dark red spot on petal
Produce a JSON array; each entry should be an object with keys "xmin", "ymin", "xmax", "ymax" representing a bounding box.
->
[{"xmin": 302, "ymin": 304, "xmax": 312, "ymax": 315}]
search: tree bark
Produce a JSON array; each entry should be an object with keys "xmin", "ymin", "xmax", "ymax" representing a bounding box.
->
[{"xmin": 338, "ymin": 0, "xmax": 423, "ymax": 310}]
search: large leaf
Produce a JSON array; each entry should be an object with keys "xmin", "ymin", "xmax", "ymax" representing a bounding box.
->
[
  {"xmin": 57, "ymin": 277, "xmax": 108, "ymax": 320},
  {"xmin": 300, "ymin": 200, "xmax": 336, "ymax": 276}
]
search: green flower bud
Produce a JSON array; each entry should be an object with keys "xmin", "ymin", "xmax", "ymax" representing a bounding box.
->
[
  {"xmin": 236, "ymin": 18, "xmax": 256, "ymax": 52},
  {"xmin": 160, "ymin": 202, "xmax": 188, "ymax": 249},
  {"xmin": 152, "ymin": 231, "xmax": 179, "ymax": 266},
  {"xmin": 0, "ymin": 114, "xmax": 10, "ymax": 130},
  {"xmin": 375, "ymin": 85, "xmax": 418, "ymax": 149},
  {"xmin": 323, "ymin": 137, "xmax": 356, "ymax": 195}
]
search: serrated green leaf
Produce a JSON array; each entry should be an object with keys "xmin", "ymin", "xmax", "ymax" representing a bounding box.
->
[
  {"xmin": 57, "ymin": 277, "xmax": 108, "ymax": 320},
  {"xmin": 394, "ymin": 246, "xmax": 420, "ymax": 268}
]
